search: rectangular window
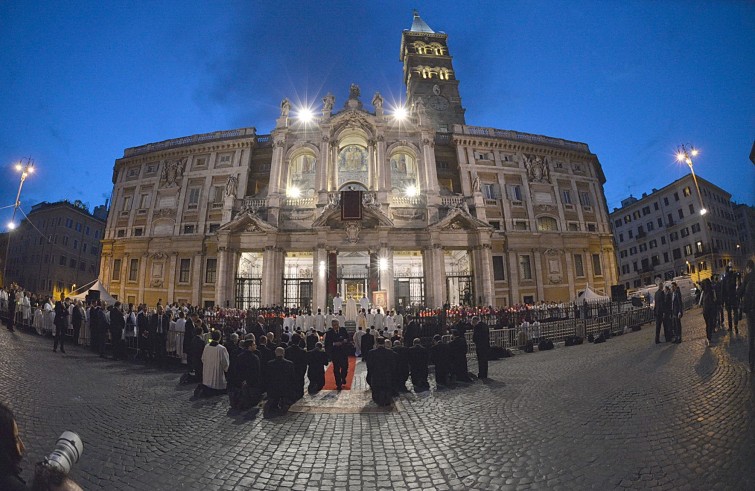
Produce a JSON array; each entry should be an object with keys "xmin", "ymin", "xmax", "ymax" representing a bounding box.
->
[
  {"xmin": 508, "ymin": 184, "xmax": 523, "ymax": 202},
  {"xmin": 90, "ymin": 246, "xmax": 98, "ymax": 256},
  {"xmin": 661, "ymin": 236, "xmax": 666, "ymax": 245},
  {"xmin": 69, "ymin": 258, "xmax": 76, "ymax": 268},
  {"xmin": 574, "ymin": 254, "xmax": 585, "ymax": 277},
  {"xmin": 628, "ymin": 230, "xmax": 633, "ymax": 239},
  {"xmin": 621, "ymin": 264, "xmax": 630, "ymax": 274},
  {"xmin": 672, "ymin": 248, "xmax": 682, "ymax": 260},
  {"xmin": 122, "ymin": 196, "xmax": 132, "ymax": 211},
  {"xmin": 680, "ymin": 227, "xmax": 689, "ymax": 238},
  {"xmin": 140, "ymin": 193, "xmax": 151, "ymax": 209},
  {"xmin": 482, "ymin": 183, "xmax": 498, "ymax": 200},
  {"xmin": 187, "ymin": 188, "xmax": 200, "ymax": 209},
  {"xmin": 59, "ymin": 255, "xmax": 66, "ymax": 266},
  {"xmin": 619, "ymin": 233, "xmax": 624, "ymax": 242},
  {"xmin": 654, "ymin": 202, "xmax": 659, "ymax": 211},
  {"xmin": 205, "ymin": 258, "xmax": 217, "ymax": 283},
  {"xmin": 72, "ymin": 239, "xmax": 78, "ymax": 250},
  {"xmin": 642, "ymin": 206, "xmax": 650, "ymax": 216},
  {"xmin": 688, "ymin": 203, "xmax": 694, "ymax": 215},
  {"xmin": 179, "ymin": 258, "xmax": 191, "ymax": 283},
  {"xmin": 112, "ymin": 259, "xmax": 121, "ymax": 281},
  {"xmin": 649, "ymin": 239, "xmax": 657, "ymax": 249},
  {"xmin": 678, "ymin": 209, "xmax": 684, "ymax": 219},
  {"xmin": 657, "ymin": 218, "xmax": 663, "ymax": 228},
  {"xmin": 592, "ymin": 254, "xmax": 602, "ymax": 276},
  {"xmin": 129, "ymin": 258, "xmax": 139, "ymax": 282},
  {"xmin": 674, "ymin": 192, "xmax": 679, "ymax": 201},
  {"xmin": 208, "ymin": 223, "xmax": 220, "ymax": 234},
  {"xmin": 75, "ymin": 222, "xmax": 82, "ymax": 232},
  {"xmin": 133, "ymin": 228, "xmax": 143, "ymax": 237},
  {"xmin": 492, "ymin": 256, "xmax": 505, "ymax": 281},
  {"xmin": 684, "ymin": 244, "xmax": 692, "ymax": 256},
  {"xmin": 216, "ymin": 153, "xmax": 233, "ymax": 167},
  {"xmin": 85, "ymin": 226, "xmax": 90, "ymax": 236},
  {"xmin": 562, "ymin": 190, "xmax": 573, "ymax": 205},
  {"xmin": 639, "ymin": 243, "xmax": 647, "ymax": 252},
  {"xmin": 183, "ymin": 224, "xmax": 195, "ymax": 234},
  {"xmin": 519, "ymin": 255, "xmax": 532, "ymax": 280},
  {"xmin": 691, "ymin": 223, "xmax": 701, "ymax": 233},
  {"xmin": 663, "ymin": 252, "xmax": 669, "ymax": 263},
  {"xmin": 213, "ymin": 185, "xmax": 225, "ymax": 204},
  {"xmin": 614, "ymin": 219, "xmax": 622, "ymax": 228},
  {"xmin": 646, "ymin": 221, "xmax": 654, "ymax": 231},
  {"xmin": 629, "ymin": 247, "xmax": 637, "ymax": 256},
  {"xmin": 683, "ymin": 187, "xmax": 691, "ymax": 197},
  {"xmin": 664, "ymin": 197, "xmax": 669, "ymax": 206}
]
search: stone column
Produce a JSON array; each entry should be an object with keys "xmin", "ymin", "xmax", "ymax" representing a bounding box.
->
[
  {"xmin": 564, "ymin": 250, "xmax": 576, "ymax": 300},
  {"xmin": 119, "ymin": 254, "xmax": 127, "ymax": 301},
  {"xmin": 167, "ymin": 253, "xmax": 177, "ymax": 303},
  {"xmin": 261, "ymin": 246, "xmax": 275, "ymax": 306},
  {"xmin": 216, "ymin": 247, "xmax": 229, "ymax": 308},
  {"xmin": 378, "ymin": 245, "xmax": 394, "ymax": 311},
  {"xmin": 269, "ymin": 134, "xmax": 286, "ymax": 196},
  {"xmin": 533, "ymin": 249, "xmax": 544, "ymax": 301},
  {"xmin": 421, "ymin": 134, "xmax": 439, "ymax": 194},
  {"xmin": 313, "ymin": 246, "xmax": 328, "ymax": 312},
  {"xmin": 473, "ymin": 243, "xmax": 494, "ymax": 306},
  {"xmin": 318, "ymin": 136, "xmax": 329, "ymax": 193},
  {"xmin": 138, "ymin": 253, "xmax": 148, "ymax": 303},
  {"xmin": 424, "ymin": 244, "xmax": 446, "ymax": 308},
  {"xmin": 508, "ymin": 250, "xmax": 520, "ymax": 303},
  {"xmin": 192, "ymin": 252, "xmax": 204, "ymax": 307}
]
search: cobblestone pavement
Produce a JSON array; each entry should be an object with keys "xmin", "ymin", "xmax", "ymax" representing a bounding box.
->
[{"xmin": 1, "ymin": 308, "xmax": 753, "ymax": 490}]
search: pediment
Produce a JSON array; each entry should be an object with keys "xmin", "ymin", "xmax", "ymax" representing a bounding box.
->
[
  {"xmin": 330, "ymin": 109, "xmax": 376, "ymax": 139},
  {"xmin": 431, "ymin": 207, "xmax": 492, "ymax": 231},
  {"xmin": 312, "ymin": 205, "xmax": 393, "ymax": 229},
  {"xmin": 218, "ymin": 211, "xmax": 278, "ymax": 234}
]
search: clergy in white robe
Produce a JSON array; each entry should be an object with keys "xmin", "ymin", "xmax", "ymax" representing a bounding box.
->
[
  {"xmin": 359, "ymin": 294, "xmax": 370, "ymax": 313},
  {"xmin": 357, "ymin": 310, "xmax": 367, "ymax": 330},
  {"xmin": 395, "ymin": 312, "xmax": 404, "ymax": 330},
  {"xmin": 33, "ymin": 307, "xmax": 44, "ymax": 335},
  {"xmin": 384, "ymin": 314, "xmax": 396, "ymax": 332},
  {"xmin": 43, "ymin": 300, "xmax": 55, "ymax": 335},
  {"xmin": 201, "ymin": 333, "xmax": 230, "ymax": 390},
  {"xmin": 345, "ymin": 296, "xmax": 358, "ymax": 322},
  {"xmin": 314, "ymin": 310, "xmax": 326, "ymax": 332},
  {"xmin": 333, "ymin": 294, "xmax": 343, "ymax": 314},
  {"xmin": 21, "ymin": 294, "xmax": 31, "ymax": 324},
  {"xmin": 373, "ymin": 310, "xmax": 384, "ymax": 332}
]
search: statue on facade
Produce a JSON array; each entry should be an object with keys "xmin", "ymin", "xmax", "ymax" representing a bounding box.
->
[
  {"xmin": 225, "ymin": 175, "xmax": 239, "ymax": 197},
  {"xmin": 159, "ymin": 157, "xmax": 186, "ymax": 188},
  {"xmin": 471, "ymin": 170, "xmax": 481, "ymax": 193},
  {"xmin": 280, "ymin": 98, "xmax": 291, "ymax": 118},
  {"xmin": 349, "ymin": 83, "xmax": 360, "ymax": 100},
  {"xmin": 322, "ymin": 92, "xmax": 335, "ymax": 112},
  {"xmin": 524, "ymin": 154, "xmax": 551, "ymax": 183},
  {"xmin": 372, "ymin": 91, "xmax": 383, "ymax": 112}
]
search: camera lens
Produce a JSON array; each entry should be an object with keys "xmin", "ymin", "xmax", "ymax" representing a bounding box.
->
[{"xmin": 46, "ymin": 431, "xmax": 83, "ymax": 474}]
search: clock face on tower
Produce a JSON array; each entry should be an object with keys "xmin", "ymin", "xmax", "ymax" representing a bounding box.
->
[{"xmin": 428, "ymin": 95, "xmax": 449, "ymax": 111}]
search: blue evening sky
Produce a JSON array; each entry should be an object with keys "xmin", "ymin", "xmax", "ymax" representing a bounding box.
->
[{"xmin": 1, "ymin": 0, "xmax": 753, "ymax": 224}]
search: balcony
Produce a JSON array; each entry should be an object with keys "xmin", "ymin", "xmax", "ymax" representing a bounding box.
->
[
  {"xmin": 484, "ymin": 198, "xmax": 500, "ymax": 207},
  {"xmin": 391, "ymin": 195, "xmax": 424, "ymax": 207},
  {"xmin": 441, "ymin": 196, "xmax": 464, "ymax": 207},
  {"xmin": 284, "ymin": 197, "xmax": 315, "ymax": 208},
  {"xmin": 240, "ymin": 197, "xmax": 266, "ymax": 212}
]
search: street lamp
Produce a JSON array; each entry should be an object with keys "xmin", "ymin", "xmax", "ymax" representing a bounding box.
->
[{"xmin": 3, "ymin": 158, "xmax": 34, "ymax": 287}]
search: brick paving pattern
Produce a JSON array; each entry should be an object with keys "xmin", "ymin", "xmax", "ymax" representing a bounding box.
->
[{"xmin": 1, "ymin": 308, "xmax": 753, "ymax": 490}]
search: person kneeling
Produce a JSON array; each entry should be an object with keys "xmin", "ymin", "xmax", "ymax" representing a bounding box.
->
[
  {"xmin": 264, "ymin": 347, "xmax": 297, "ymax": 418},
  {"xmin": 197, "ymin": 330, "xmax": 229, "ymax": 398},
  {"xmin": 306, "ymin": 342, "xmax": 329, "ymax": 394},
  {"xmin": 367, "ymin": 338, "xmax": 398, "ymax": 407}
]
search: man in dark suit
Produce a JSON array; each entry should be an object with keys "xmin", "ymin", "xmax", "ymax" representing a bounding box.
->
[
  {"xmin": 392, "ymin": 340, "xmax": 410, "ymax": 392},
  {"xmin": 324, "ymin": 319, "xmax": 351, "ymax": 390},
  {"xmin": 53, "ymin": 300, "xmax": 69, "ymax": 353},
  {"xmin": 306, "ymin": 342, "xmax": 329, "ymax": 394},
  {"xmin": 250, "ymin": 315, "xmax": 266, "ymax": 343},
  {"xmin": 361, "ymin": 328, "xmax": 375, "ymax": 363},
  {"xmin": 449, "ymin": 329, "xmax": 472, "ymax": 382},
  {"xmin": 182, "ymin": 313, "xmax": 197, "ymax": 362},
  {"xmin": 662, "ymin": 286, "xmax": 673, "ymax": 342},
  {"xmin": 149, "ymin": 306, "xmax": 171, "ymax": 365},
  {"xmin": 403, "ymin": 317, "xmax": 420, "ymax": 348},
  {"xmin": 6, "ymin": 289, "xmax": 17, "ymax": 332},
  {"xmin": 256, "ymin": 336, "xmax": 274, "ymax": 390},
  {"xmin": 285, "ymin": 334, "xmax": 307, "ymax": 400},
  {"xmin": 265, "ymin": 347, "xmax": 297, "ymax": 417},
  {"xmin": 472, "ymin": 316, "xmax": 490, "ymax": 379},
  {"xmin": 91, "ymin": 302, "xmax": 108, "ymax": 358},
  {"xmin": 430, "ymin": 335, "xmax": 450, "ymax": 386},
  {"xmin": 137, "ymin": 305, "xmax": 150, "ymax": 359},
  {"xmin": 233, "ymin": 338, "xmax": 263, "ymax": 408},
  {"xmin": 109, "ymin": 302, "xmax": 126, "ymax": 360},
  {"xmin": 407, "ymin": 338, "xmax": 429, "ymax": 390},
  {"xmin": 653, "ymin": 278, "xmax": 666, "ymax": 344},
  {"xmin": 671, "ymin": 282, "xmax": 684, "ymax": 343},
  {"xmin": 366, "ymin": 338, "xmax": 398, "ymax": 406}
]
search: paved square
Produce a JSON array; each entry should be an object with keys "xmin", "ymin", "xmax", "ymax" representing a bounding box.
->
[{"xmin": 1, "ymin": 308, "xmax": 753, "ymax": 490}]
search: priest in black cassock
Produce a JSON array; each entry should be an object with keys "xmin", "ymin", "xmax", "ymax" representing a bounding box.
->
[
  {"xmin": 264, "ymin": 347, "xmax": 297, "ymax": 417},
  {"xmin": 306, "ymin": 342, "xmax": 329, "ymax": 394},
  {"xmin": 407, "ymin": 338, "xmax": 430, "ymax": 390},
  {"xmin": 366, "ymin": 338, "xmax": 398, "ymax": 407}
]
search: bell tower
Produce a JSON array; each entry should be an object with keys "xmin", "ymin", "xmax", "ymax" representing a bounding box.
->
[{"xmin": 400, "ymin": 10, "xmax": 466, "ymax": 131}]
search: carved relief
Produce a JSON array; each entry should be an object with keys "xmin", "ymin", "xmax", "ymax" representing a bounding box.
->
[
  {"xmin": 523, "ymin": 154, "xmax": 551, "ymax": 183},
  {"xmin": 224, "ymin": 175, "xmax": 238, "ymax": 197},
  {"xmin": 392, "ymin": 209, "xmax": 425, "ymax": 220},
  {"xmin": 345, "ymin": 223, "xmax": 360, "ymax": 243},
  {"xmin": 154, "ymin": 208, "xmax": 175, "ymax": 219},
  {"xmin": 159, "ymin": 157, "xmax": 186, "ymax": 188},
  {"xmin": 281, "ymin": 210, "xmax": 315, "ymax": 221}
]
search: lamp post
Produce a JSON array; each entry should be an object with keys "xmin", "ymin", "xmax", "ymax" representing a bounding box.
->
[
  {"xmin": 676, "ymin": 145, "xmax": 715, "ymax": 278},
  {"xmin": 2, "ymin": 158, "xmax": 34, "ymax": 287}
]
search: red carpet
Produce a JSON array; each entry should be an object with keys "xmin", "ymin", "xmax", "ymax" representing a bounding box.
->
[{"xmin": 323, "ymin": 356, "xmax": 357, "ymax": 390}]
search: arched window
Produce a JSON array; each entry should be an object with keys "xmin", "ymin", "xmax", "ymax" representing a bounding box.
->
[
  {"xmin": 537, "ymin": 216, "xmax": 559, "ymax": 232},
  {"xmin": 390, "ymin": 152, "xmax": 418, "ymax": 194},
  {"xmin": 336, "ymin": 133, "xmax": 370, "ymax": 188},
  {"xmin": 288, "ymin": 153, "xmax": 316, "ymax": 197},
  {"xmin": 430, "ymin": 43, "xmax": 446, "ymax": 55}
]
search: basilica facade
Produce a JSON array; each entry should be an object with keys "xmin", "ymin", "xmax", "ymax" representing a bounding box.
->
[{"xmin": 100, "ymin": 12, "xmax": 617, "ymax": 311}]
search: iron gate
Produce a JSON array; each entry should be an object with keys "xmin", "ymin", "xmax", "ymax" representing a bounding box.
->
[
  {"xmin": 235, "ymin": 277, "xmax": 262, "ymax": 309},
  {"xmin": 394, "ymin": 276, "xmax": 425, "ymax": 311},
  {"xmin": 447, "ymin": 274, "xmax": 474, "ymax": 306},
  {"xmin": 283, "ymin": 278, "xmax": 313, "ymax": 310}
]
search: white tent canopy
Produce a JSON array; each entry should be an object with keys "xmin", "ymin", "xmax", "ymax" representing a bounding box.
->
[
  {"xmin": 575, "ymin": 285, "xmax": 610, "ymax": 303},
  {"xmin": 70, "ymin": 279, "xmax": 117, "ymax": 305}
]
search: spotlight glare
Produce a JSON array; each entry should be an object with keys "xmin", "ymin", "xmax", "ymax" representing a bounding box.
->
[
  {"xmin": 297, "ymin": 108, "xmax": 314, "ymax": 123},
  {"xmin": 699, "ymin": 208, "xmax": 707, "ymax": 216},
  {"xmin": 288, "ymin": 186, "xmax": 301, "ymax": 199},
  {"xmin": 379, "ymin": 257, "xmax": 389, "ymax": 271},
  {"xmin": 676, "ymin": 152, "xmax": 685, "ymax": 162},
  {"xmin": 7, "ymin": 221, "xmax": 16, "ymax": 230},
  {"xmin": 393, "ymin": 106, "xmax": 408, "ymax": 121},
  {"xmin": 405, "ymin": 185, "xmax": 417, "ymax": 197},
  {"xmin": 691, "ymin": 149, "xmax": 699, "ymax": 157},
  {"xmin": 15, "ymin": 164, "xmax": 22, "ymax": 171}
]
